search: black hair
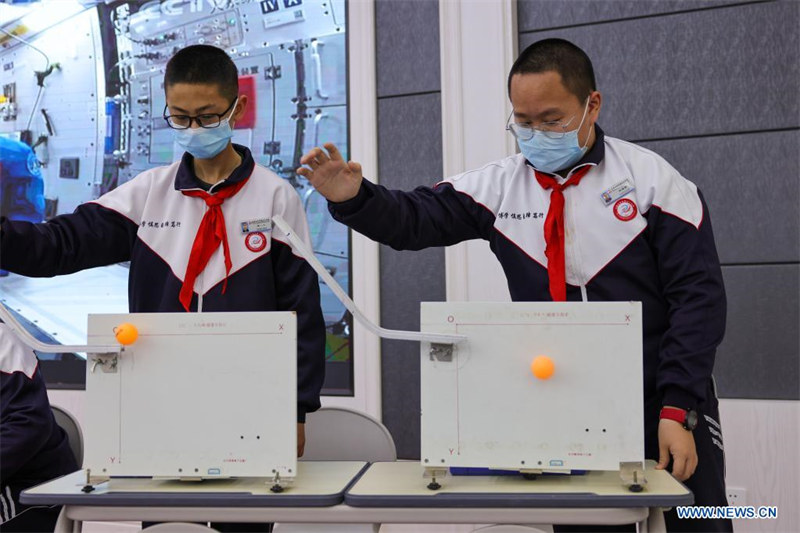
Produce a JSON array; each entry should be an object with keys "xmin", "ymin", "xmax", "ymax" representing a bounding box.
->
[
  {"xmin": 508, "ymin": 38, "xmax": 596, "ymax": 101},
  {"xmin": 164, "ymin": 44, "xmax": 238, "ymax": 101}
]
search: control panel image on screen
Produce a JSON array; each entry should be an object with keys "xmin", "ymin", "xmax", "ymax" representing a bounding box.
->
[{"xmin": 0, "ymin": 0, "xmax": 352, "ymax": 394}]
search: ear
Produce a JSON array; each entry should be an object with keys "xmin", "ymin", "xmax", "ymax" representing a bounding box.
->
[
  {"xmin": 232, "ymin": 94, "xmax": 248, "ymax": 122},
  {"xmin": 588, "ymin": 90, "xmax": 602, "ymax": 121}
]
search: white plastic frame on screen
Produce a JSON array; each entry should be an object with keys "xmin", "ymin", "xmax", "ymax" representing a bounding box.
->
[{"xmin": 323, "ymin": 0, "xmax": 381, "ymax": 417}]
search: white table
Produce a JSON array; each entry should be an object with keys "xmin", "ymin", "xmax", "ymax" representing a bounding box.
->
[
  {"xmin": 345, "ymin": 461, "xmax": 692, "ymax": 532},
  {"xmin": 22, "ymin": 462, "xmax": 368, "ymax": 532},
  {"xmin": 22, "ymin": 461, "xmax": 692, "ymax": 532}
]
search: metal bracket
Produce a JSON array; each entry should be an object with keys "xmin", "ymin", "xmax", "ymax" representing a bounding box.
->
[
  {"xmin": 83, "ymin": 469, "xmax": 109, "ymax": 492},
  {"xmin": 268, "ymin": 470, "xmax": 295, "ymax": 493},
  {"xmin": 264, "ymin": 65, "xmax": 282, "ymax": 80},
  {"xmin": 423, "ymin": 466, "xmax": 448, "ymax": 491},
  {"xmin": 263, "ymin": 140, "xmax": 281, "ymax": 155},
  {"xmin": 270, "ymin": 471, "xmax": 284, "ymax": 493},
  {"xmin": 422, "ymin": 467, "xmax": 448, "ymax": 479},
  {"xmin": 620, "ymin": 461, "xmax": 647, "ymax": 492},
  {"xmin": 429, "ymin": 343, "xmax": 454, "ymax": 362},
  {"xmin": 90, "ymin": 353, "xmax": 119, "ymax": 373}
]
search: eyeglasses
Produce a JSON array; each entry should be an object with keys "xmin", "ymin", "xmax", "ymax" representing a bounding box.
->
[
  {"xmin": 505, "ymin": 111, "xmax": 578, "ymax": 141},
  {"xmin": 163, "ymin": 98, "xmax": 237, "ymax": 130}
]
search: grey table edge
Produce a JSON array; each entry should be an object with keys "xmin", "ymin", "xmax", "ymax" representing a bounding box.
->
[
  {"xmin": 21, "ymin": 463, "xmax": 371, "ymax": 508},
  {"xmin": 344, "ymin": 491, "xmax": 694, "ymax": 508}
]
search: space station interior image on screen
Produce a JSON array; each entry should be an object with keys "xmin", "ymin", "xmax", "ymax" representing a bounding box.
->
[{"xmin": 0, "ymin": 0, "xmax": 352, "ymax": 394}]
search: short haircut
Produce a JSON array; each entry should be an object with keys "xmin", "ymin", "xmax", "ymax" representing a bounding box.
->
[
  {"xmin": 164, "ymin": 45, "xmax": 238, "ymax": 101},
  {"xmin": 508, "ymin": 38, "xmax": 597, "ymax": 101}
]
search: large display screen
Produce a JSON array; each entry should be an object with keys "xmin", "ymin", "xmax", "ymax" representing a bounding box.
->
[{"xmin": 0, "ymin": 0, "xmax": 353, "ymax": 394}]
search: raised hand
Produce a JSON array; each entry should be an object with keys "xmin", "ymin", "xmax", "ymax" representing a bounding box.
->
[{"xmin": 297, "ymin": 143, "xmax": 363, "ymax": 203}]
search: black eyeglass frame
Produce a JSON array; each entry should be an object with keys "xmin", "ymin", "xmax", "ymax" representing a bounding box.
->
[{"xmin": 162, "ymin": 98, "xmax": 237, "ymax": 130}]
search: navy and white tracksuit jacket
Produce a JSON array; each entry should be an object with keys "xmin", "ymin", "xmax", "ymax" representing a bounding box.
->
[
  {"xmin": 1, "ymin": 322, "xmax": 78, "ymax": 528},
  {"xmin": 330, "ymin": 126, "xmax": 731, "ymax": 527},
  {"xmin": 330, "ymin": 126, "xmax": 726, "ymax": 427},
  {"xmin": 0, "ymin": 145, "xmax": 325, "ymax": 421}
]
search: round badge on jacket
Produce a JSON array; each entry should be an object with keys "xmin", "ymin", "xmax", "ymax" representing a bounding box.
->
[
  {"xmin": 245, "ymin": 231, "xmax": 267, "ymax": 252},
  {"xmin": 613, "ymin": 198, "xmax": 638, "ymax": 221}
]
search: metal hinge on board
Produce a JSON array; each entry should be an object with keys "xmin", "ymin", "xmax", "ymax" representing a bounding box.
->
[{"xmin": 429, "ymin": 343, "xmax": 453, "ymax": 362}]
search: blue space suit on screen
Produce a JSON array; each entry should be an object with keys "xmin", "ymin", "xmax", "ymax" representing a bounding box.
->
[{"xmin": 0, "ymin": 137, "xmax": 45, "ymax": 276}]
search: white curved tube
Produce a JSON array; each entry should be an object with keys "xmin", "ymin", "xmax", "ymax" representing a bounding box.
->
[
  {"xmin": 272, "ymin": 215, "xmax": 466, "ymax": 345},
  {"xmin": 0, "ymin": 302, "xmax": 120, "ymax": 354},
  {"xmin": 1, "ymin": 216, "xmax": 465, "ymax": 351}
]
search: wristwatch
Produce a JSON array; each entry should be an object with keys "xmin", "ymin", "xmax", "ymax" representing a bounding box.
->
[{"xmin": 660, "ymin": 406, "xmax": 698, "ymax": 431}]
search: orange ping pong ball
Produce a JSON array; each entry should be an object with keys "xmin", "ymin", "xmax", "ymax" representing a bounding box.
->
[
  {"xmin": 530, "ymin": 355, "xmax": 555, "ymax": 380},
  {"xmin": 115, "ymin": 323, "xmax": 138, "ymax": 345}
]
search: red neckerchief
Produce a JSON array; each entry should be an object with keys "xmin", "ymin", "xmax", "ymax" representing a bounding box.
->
[
  {"xmin": 179, "ymin": 178, "xmax": 249, "ymax": 311},
  {"xmin": 534, "ymin": 165, "xmax": 592, "ymax": 301}
]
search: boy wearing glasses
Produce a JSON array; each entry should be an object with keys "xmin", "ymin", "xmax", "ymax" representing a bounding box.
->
[
  {"xmin": 0, "ymin": 45, "xmax": 325, "ymax": 469},
  {"xmin": 300, "ymin": 38, "xmax": 730, "ymax": 532}
]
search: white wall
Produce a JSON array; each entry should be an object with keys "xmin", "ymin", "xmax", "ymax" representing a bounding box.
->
[{"xmin": 718, "ymin": 400, "xmax": 800, "ymax": 532}]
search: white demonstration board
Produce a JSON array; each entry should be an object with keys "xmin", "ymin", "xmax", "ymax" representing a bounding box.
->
[
  {"xmin": 84, "ymin": 312, "xmax": 297, "ymax": 480},
  {"xmin": 421, "ymin": 302, "xmax": 644, "ymax": 473}
]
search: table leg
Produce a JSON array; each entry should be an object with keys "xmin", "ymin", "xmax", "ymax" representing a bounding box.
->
[
  {"xmin": 274, "ymin": 523, "xmax": 380, "ymax": 532},
  {"xmin": 644, "ymin": 507, "xmax": 666, "ymax": 533},
  {"xmin": 471, "ymin": 525, "xmax": 552, "ymax": 532},
  {"xmin": 55, "ymin": 507, "xmax": 81, "ymax": 533}
]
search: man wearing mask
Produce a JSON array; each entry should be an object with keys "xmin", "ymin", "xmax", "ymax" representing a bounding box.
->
[
  {"xmin": 0, "ymin": 47, "xmax": 325, "ymax": 533},
  {"xmin": 298, "ymin": 38, "xmax": 730, "ymax": 532}
]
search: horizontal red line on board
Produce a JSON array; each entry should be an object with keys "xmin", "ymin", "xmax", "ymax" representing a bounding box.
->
[
  {"xmin": 90, "ymin": 332, "xmax": 286, "ymax": 337},
  {"xmin": 449, "ymin": 322, "xmax": 631, "ymax": 326}
]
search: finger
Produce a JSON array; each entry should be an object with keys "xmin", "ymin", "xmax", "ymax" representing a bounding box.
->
[
  {"xmin": 656, "ymin": 441, "xmax": 670, "ymax": 470},
  {"xmin": 299, "ymin": 147, "xmax": 324, "ymax": 166},
  {"xmin": 313, "ymin": 147, "xmax": 330, "ymax": 165},
  {"xmin": 299, "ymin": 151, "xmax": 316, "ymax": 166},
  {"xmin": 296, "ymin": 166, "xmax": 312, "ymax": 179},
  {"xmin": 686, "ymin": 455, "xmax": 698, "ymax": 480},
  {"xmin": 324, "ymin": 142, "xmax": 344, "ymax": 162},
  {"xmin": 299, "ymin": 147, "xmax": 323, "ymax": 166},
  {"xmin": 348, "ymin": 161, "xmax": 362, "ymax": 175},
  {"xmin": 671, "ymin": 453, "xmax": 688, "ymax": 480}
]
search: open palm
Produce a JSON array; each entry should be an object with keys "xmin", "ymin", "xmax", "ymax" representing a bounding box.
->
[{"xmin": 297, "ymin": 143, "xmax": 363, "ymax": 203}]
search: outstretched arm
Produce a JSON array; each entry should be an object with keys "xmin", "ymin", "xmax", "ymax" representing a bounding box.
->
[
  {"xmin": 0, "ymin": 203, "xmax": 137, "ymax": 276},
  {"xmin": 297, "ymin": 143, "xmax": 494, "ymax": 250}
]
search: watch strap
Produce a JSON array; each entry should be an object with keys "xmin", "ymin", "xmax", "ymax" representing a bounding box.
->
[{"xmin": 660, "ymin": 406, "xmax": 693, "ymax": 430}]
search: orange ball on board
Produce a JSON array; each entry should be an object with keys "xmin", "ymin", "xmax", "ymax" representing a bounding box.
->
[
  {"xmin": 530, "ymin": 355, "xmax": 555, "ymax": 380},
  {"xmin": 115, "ymin": 323, "xmax": 138, "ymax": 345}
]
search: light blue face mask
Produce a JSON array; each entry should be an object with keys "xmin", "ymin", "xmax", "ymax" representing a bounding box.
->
[
  {"xmin": 516, "ymin": 99, "xmax": 591, "ymax": 174},
  {"xmin": 173, "ymin": 99, "xmax": 237, "ymax": 160}
]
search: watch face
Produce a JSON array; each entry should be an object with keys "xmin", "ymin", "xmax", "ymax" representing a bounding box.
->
[{"xmin": 685, "ymin": 410, "xmax": 699, "ymax": 430}]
